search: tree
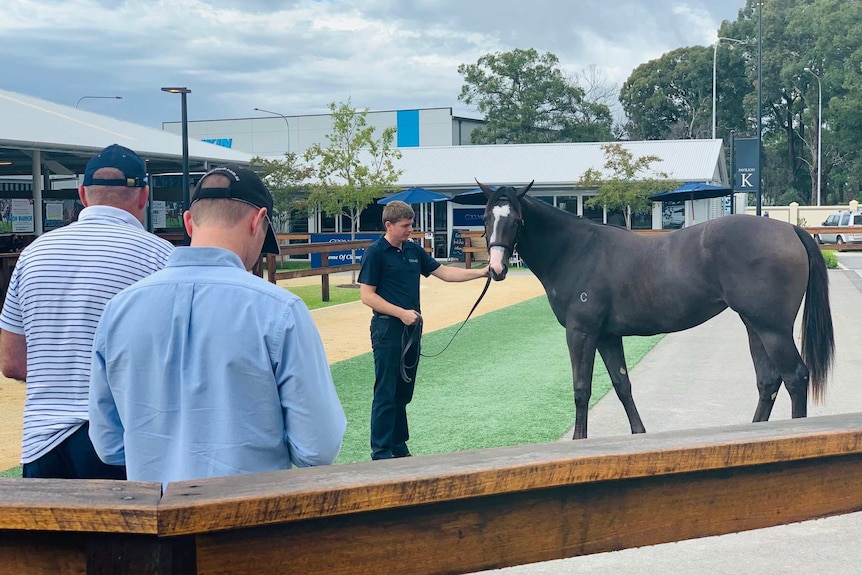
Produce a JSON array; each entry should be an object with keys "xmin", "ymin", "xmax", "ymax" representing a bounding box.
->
[
  {"xmin": 457, "ymin": 48, "xmax": 613, "ymax": 144},
  {"xmin": 578, "ymin": 143, "xmax": 677, "ymax": 229},
  {"xmin": 250, "ymin": 152, "xmax": 313, "ymax": 232},
  {"xmin": 619, "ymin": 45, "xmax": 748, "ymax": 141},
  {"xmin": 303, "ymin": 99, "xmax": 402, "ymax": 281},
  {"xmin": 304, "ymin": 99, "xmax": 402, "ymax": 236},
  {"xmin": 717, "ymin": 0, "xmax": 862, "ymax": 205}
]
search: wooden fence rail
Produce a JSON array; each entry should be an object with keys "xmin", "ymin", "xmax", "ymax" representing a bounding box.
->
[
  {"xmin": 258, "ymin": 233, "xmax": 433, "ymax": 300},
  {"xmin": 261, "ymin": 239, "xmax": 372, "ymax": 301},
  {"xmin": 2, "ymin": 413, "xmax": 862, "ymax": 574}
]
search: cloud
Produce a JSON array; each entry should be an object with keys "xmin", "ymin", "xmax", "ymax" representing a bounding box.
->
[{"xmin": 1, "ymin": 0, "xmax": 745, "ymax": 127}]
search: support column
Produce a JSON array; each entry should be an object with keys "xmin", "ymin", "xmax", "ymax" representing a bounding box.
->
[{"xmin": 32, "ymin": 151, "xmax": 43, "ymax": 235}]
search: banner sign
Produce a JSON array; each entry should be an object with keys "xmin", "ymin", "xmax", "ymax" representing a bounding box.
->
[
  {"xmin": 0, "ymin": 198, "xmax": 35, "ymax": 233},
  {"xmin": 734, "ymin": 137, "xmax": 760, "ymax": 193},
  {"xmin": 309, "ymin": 233, "xmax": 381, "ymax": 268},
  {"xmin": 452, "ymin": 208, "xmax": 484, "ymax": 227}
]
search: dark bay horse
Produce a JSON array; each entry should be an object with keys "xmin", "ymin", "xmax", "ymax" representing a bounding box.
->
[{"xmin": 478, "ymin": 181, "xmax": 835, "ymax": 439}]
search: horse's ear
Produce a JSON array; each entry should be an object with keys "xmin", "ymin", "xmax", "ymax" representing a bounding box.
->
[
  {"xmin": 517, "ymin": 180, "xmax": 534, "ymax": 198},
  {"xmin": 476, "ymin": 180, "xmax": 495, "ymax": 199}
]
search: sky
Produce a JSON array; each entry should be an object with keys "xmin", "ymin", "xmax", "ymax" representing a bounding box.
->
[{"xmin": 3, "ymin": 0, "xmax": 747, "ymax": 130}]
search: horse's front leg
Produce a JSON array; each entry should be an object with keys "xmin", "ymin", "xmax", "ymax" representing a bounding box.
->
[
  {"xmin": 597, "ymin": 335, "xmax": 645, "ymax": 434},
  {"xmin": 567, "ymin": 327, "xmax": 598, "ymax": 439}
]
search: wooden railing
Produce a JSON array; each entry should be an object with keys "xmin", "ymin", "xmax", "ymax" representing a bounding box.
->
[
  {"xmin": 258, "ymin": 233, "xmax": 433, "ymax": 300},
  {"xmin": 2, "ymin": 414, "xmax": 862, "ymax": 574},
  {"xmin": 802, "ymin": 226, "xmax": 862, "ymax": 250},
  {"xmin": 263, "ymin": 239, "xmax": 372, "ymax": 301}
]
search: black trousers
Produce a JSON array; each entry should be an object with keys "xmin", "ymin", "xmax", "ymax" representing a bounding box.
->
[
  {"xmin": 370, "ymin": 316, "xmax": 420, "ymax": 459},
  {"xmin": 22, "ymin": 422, "xmax": 126, "ymax": 480}
]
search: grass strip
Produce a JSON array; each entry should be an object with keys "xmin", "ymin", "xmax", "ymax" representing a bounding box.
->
[
  {"xmin": 334, "ymin": 295, "xmax": 663, "ymax": 463},
  {"xmin": 283, "ymin": 283, "xmax": 361, "ymax": 310}
]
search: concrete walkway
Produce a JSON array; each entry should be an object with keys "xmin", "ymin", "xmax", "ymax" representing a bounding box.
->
[{"xmin": 485, "ymin": 254, "xmax": 862, "ymax": 574}]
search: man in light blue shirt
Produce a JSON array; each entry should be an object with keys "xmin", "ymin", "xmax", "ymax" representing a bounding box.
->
[{"xmin": 89, "ymin": 165, "xmax": 346, "ymax": 486}]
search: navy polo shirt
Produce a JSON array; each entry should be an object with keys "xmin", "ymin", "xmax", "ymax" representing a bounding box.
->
[{"xmin": 358, "ymin": 236, "xmax": 440, "ymax": 312}]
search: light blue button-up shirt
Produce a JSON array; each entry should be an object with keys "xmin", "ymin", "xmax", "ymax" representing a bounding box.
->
[{"xmin": 88, "ymin": 247, "xmax": 346, "ymax": 486}]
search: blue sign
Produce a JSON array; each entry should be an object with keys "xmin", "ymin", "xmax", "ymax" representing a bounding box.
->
[
  {"xmin": 452, "ymin": 208, "xmax": 484, "ymax": 227},
  {"xmin": 309, "ymin": 233, "xmax": 381, "ymax": 268},
  {"xmin": 202, "ymin": 137, "xmax": 233, "ymax": 148}
]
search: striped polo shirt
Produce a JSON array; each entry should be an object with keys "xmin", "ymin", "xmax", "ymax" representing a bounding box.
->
[{"xmin": 0, "ymin": 206, "xmax": 173, "ymax": 464}]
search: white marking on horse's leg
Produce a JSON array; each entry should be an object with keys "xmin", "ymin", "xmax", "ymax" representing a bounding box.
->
[{"xmin": 619, "ymin": 367, "xmax": 627, "ymax": 375}]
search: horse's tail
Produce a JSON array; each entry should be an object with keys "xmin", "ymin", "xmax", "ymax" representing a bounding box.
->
[{"xmin": 794, "ymin": 225, "xmax": 834, "ymax": 404}]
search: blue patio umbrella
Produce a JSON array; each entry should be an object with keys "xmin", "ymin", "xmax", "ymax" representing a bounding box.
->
[
  {"xmin": 451, "ymin": 186, "xmax": 497, "ymax": 205},
  {"xmin": 650, "ymin": 182, "xmax": 733, "ymax": 226},
  {"xmin": 649, "ymin": 182, "xmax": 731, "ymax": 202},
  {"xmin": 378, "ymin": 187, "xmax": 450, "ymax": 205}
]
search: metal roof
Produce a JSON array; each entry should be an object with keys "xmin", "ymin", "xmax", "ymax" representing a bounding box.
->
[
  {"xmin": 0, "ymin": 89, "xmax": 252, "ymax": 178},
  {"xmin": 393, "ymin": 139, "xmax": 727, "ymax": 191}
]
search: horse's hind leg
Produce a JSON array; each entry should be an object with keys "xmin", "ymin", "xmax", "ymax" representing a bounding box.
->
[
  {"xmin": 745, "ymin": 322, "xmax": 809, "ymax": 421},
  {"xmin": 597, "ymin": 335, "xmax": 645, "ymax": 434},
  {"xmin": 566, "ymin": 327, "xmax": 598, "ymax": 439}
]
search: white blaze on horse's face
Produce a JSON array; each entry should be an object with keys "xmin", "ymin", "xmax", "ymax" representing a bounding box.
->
[{"xmin": 489, "ymin": 204, "xmax": 513, "ymax": 276}]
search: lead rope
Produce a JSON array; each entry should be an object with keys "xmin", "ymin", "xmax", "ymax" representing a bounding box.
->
[{"xmin": 399, "ymin": 273, "xmax": 493, "ymax": 383}]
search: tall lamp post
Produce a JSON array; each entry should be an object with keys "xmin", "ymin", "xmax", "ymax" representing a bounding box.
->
[
  {"xmin": 253, "ymin": 107, "xmax": 291, "ymax": 152},
  {"xmin": 75, "ymin": 95, "xmax": 123, "ymax": 108},
  {"xmin": 161, "ymin": 87, "xmax": 192, "ymax": 244},
  {"xmin": 804, "ymin": 67, "xmax": 823, "ymax": 206},
  {"xmin": 756, "ymin": 0, "xmax": 763, "ymax": 216},
  {"xmin": 712, "ymin": 37, "xmax": 746, "ymax": 139}
]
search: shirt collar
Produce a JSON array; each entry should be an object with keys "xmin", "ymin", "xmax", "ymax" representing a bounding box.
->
[
  {"xmin": 77, "ymin": 205, "xmax": 145, "ymax": 230},
  {"xmin": 167, "ymin": 246, "xmax": 246, "ymax": 270}
]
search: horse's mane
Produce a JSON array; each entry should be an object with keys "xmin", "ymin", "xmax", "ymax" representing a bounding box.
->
[{"xmin": 521, "ymin": 195, "xmax": 606, "ymax": 229}]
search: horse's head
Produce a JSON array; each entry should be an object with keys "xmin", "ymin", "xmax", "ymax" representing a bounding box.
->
[{"xmin": 478, "ymin": 180, "xmax": 533, "ymax": 281}]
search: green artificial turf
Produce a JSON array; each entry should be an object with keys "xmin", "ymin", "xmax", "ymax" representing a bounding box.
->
[
  {"xmin": 0, "ymin": 466, "xmax": 20, "ymax": 478},
  {"xmin": 333, "ymin": 295, "xmax": 663, "ymax": 464},
  {"xmin": 284, "ymin": 283, "xmax": 362, "ymax": 310}
]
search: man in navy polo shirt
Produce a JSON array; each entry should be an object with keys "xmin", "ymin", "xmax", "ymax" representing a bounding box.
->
[{"xmin": 358, "ymin": 200, "xmax": 488, "ymax": 460}]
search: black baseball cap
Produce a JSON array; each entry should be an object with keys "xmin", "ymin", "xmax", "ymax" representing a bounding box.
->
[
  {"xmin": 83, "ymin": 144, "xmax": 148, "ymax": 187},
  {"xmin": 191, "ymin": 165, "xmax": 280, "ymax": 255}
]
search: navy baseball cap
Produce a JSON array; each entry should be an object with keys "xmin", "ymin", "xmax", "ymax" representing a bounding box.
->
[
  {"xmin": 191, "ymin": 165, "xmax": 280, "ymax": 255},
  {"xmin": 83, "ymin": 144, "xmax": 148, "ymax": 188}
]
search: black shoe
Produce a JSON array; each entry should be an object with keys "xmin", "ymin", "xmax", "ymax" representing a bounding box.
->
[
  {"xmin": 371, "ymin": 450, "xmax": 394, "ymax": 460},
  {"xmin": 392, "ymin": 445, "xmax": 411, "ymax": 458}
]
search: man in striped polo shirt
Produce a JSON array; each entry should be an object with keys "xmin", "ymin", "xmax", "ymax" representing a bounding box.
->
[{"xmin": 0, "ymin": 144, "xmax": 173, "ymax": 479}]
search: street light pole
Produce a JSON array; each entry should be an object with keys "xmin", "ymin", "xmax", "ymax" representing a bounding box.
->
[
  {"xmin": 75, "ymin": 95, "xmax": 123, "ymax": 108},
  {"xmin": 161, "ymin": 87, "xmax": 192, "ymax": 244},
  {"xmin": 712, "ymin": 37, "xmax": 745, "ymax": 140},
  {"xmin": 804, "ymin": 67, "xmax": 823, "ymax": 206},
  {"xmin": 756, "ymin": 0, "xmax": 763, "ymax": 216},
  {"xmin": 253, "ymin": 107, "xmax": 291, "ymax": 152}
]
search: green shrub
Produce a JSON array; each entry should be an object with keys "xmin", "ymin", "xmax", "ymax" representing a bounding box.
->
[{"xmin": 822, "ymin": 250, "xmax": 838, "ymax": 269}]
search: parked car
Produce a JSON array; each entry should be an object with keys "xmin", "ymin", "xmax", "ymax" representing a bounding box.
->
[{"xmin": 817, "ymin": 210, "xmax": 862, "ymax": 244}]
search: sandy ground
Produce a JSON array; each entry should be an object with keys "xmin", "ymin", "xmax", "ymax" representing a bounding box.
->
[{"xmin": 0, "ymin": 267, "xmax": 545, "ymax": 471}]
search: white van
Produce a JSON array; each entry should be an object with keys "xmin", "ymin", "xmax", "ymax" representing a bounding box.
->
[{"xmin": 817, "ymin": 210, "xmax": 862, "ymax": 244}]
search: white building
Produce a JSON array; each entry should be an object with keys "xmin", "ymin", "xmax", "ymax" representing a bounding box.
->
[{"xmin": 163, "ymin": 107, "xmax": 486, "ymax": 156}]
